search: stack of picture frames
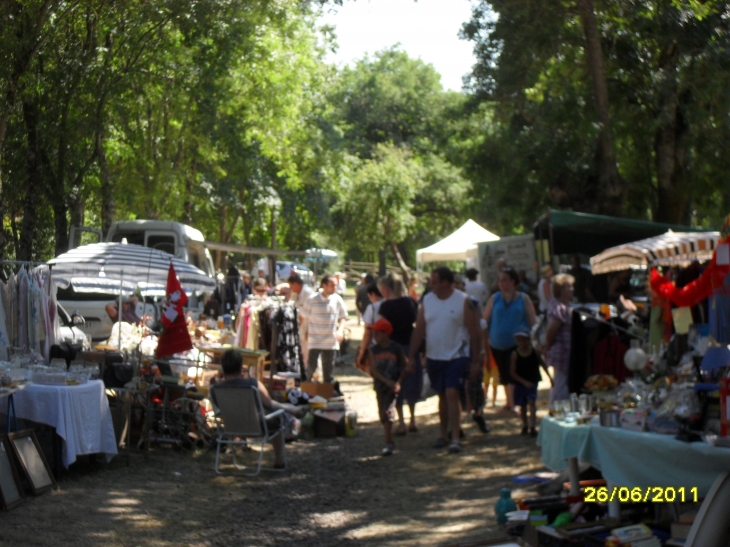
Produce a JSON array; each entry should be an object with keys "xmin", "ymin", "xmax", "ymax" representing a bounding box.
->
[{"xmin": 0, "ymin": 430, "xmax": 57, "ymax": 511}]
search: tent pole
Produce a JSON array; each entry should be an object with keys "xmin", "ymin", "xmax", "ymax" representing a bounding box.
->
[{"xmin": 118, "ymin": 270, "xmax": 124, "ymax": 351}]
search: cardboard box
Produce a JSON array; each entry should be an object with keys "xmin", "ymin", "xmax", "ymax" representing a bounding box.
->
[
  {"xmin": 301, "ymin": 381, "xmax": 335, "ymax": 400},
  {"xmin": 313, "ymin": 410, "xmax": 345, "ymax": 437}
]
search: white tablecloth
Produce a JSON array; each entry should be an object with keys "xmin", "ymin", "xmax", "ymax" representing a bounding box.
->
[{"xmin": 11, "ymin": 380, "xmax": 118, "ymax": 468}]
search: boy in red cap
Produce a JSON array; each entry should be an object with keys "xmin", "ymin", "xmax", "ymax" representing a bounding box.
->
[{"xmin": 368, "ymin": 318, "xmax": 407, "ymax": 456}]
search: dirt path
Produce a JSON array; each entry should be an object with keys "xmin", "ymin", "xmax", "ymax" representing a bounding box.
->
[{"xmin": 1, "ymin": 294, "xmax": 552, "ymax": 547}]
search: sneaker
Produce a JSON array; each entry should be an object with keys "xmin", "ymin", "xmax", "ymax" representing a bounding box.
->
[
  {"xmin": 432, "ymin": 437, "xmax": 449, "ymax": 449},
  {"xmin": 447, "ymin": 429, "xmax": 466, "ymax": 440},
  {"xmin": 473, "ymin": 414, "xmax": 490, "ymax": 434},
  {"xmin": 448, "ymin": 441, "xmax": 463, "ymax": 454},
  {"xmin": 520, "ymin": 426, "xmax": 528, "ymax": 435},
  {"xmin": 529, "ymin": 428, "xmax": 537, "ymax": 437},
  {"xmin": 381, "ymin": 443, "xmax": 395, "ymax": 456}
]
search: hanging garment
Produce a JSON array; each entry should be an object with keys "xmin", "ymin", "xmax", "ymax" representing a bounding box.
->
[
  {"xmin": 0, "ymin": 280, "xmax": 11, "ymax": 351},
  {"xmin": 8, "ymin": 272, "xmax": 18, "ymax": 347},
  {"xmin": 245, "ymin": 307, "xmax": 261, "ymax": 351},
  {"xmin": 0, "ymin": 280, "xmax": 10, "ymax": 360},
  {"xmin": 18, "ymin": 269, "xmax": 29, "ymax": 350},
  {"xmin": 29, "ymin": 281, "xmax": 42, "ymax": 354},
  {"xmin": 592, "ymin": 334, "xmax": 629, "ymax": 384},
  {"xmin": 234, "ymin": 304, "xmax": 252, "ymax": 348},
  {"xmin": 37, "ymin": 271, "xmax": 52, "ymax": 358},
  {"xmin": 48, "ymin": 272, "xmax": 61, "ymax": 349},
  {"xmin": 273, "ymin": 302, "xmax": 303, "ymax": 376}
]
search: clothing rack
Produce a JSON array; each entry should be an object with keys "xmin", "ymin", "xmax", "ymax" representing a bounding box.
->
[
  {"xmin": 575, "ymin": 308, "xmax": 643, "ymax": 340},
  {"xmin": 0, "ymin": 260, "xmax": 47, "ymax": 266}
]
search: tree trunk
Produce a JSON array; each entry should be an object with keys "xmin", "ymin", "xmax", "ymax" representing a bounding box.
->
[
  {"xmin": 0, "ymin": 0, "xmax": 60, "ymax": 248},
  {"xmin": 390, "ymin": 242, "xmax": 410, "ymax": 284},
  {"xmin": 183, "ymin": 167, "xmax": 194, "ymax": 225},
  {"xmin": 98, "ymin": 131, "xmax": 114, "ymax": 237},
  {"xmin": 378, "ymin": 248, "xmax": 387, "ymax": 277},
  {"xmin": 18, "ymin": 101, "xmax": 42, "ymax": 261},
  {"xmin": 654, "ymin": 96, "xmax": 690, "ymax": 224},
  {"xmin": 215, "ymin": 205, "xmax": 227, "ymax": 271},
  {"xmin": 269, "ymin": 213, "xmax": 277, "ymax": 283},
  {"xmin": 576, "ymin": 0, "xmax": 626, "ymax": 214}
]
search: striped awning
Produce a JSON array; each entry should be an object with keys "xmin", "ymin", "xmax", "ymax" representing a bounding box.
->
[
  {"xmin": 590, "ymin": 231, "xmax": 720, "ymax": 274},
  {"xmin": 47, "ymin": 243, "xmax": 216, "ymax": 292}
]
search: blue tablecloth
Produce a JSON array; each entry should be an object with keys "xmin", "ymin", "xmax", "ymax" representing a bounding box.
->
[
  {"xmin": 538, "ymin": 417, "xmax": 730, "ymax": 496},
  {"xmin": 578, "ymin": 425, "xmax": 730, "ymax": 496},
  {"xmin": 536, "ymin": 417, "xmax": 590, "ymax": 472}
]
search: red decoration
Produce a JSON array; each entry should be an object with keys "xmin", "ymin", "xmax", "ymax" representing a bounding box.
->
[
  {"xmin": 649, "ymin": 241, "xmax": 730, "ymax": 308},
  {"xmin": 155, "ymin": 264, "xmax": 193, "ymax": 358}
]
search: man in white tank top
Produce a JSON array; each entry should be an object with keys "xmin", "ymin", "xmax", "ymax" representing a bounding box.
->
[{"xmin": 409, "ymin": 266, "xmax": 483, "ymax": 454}]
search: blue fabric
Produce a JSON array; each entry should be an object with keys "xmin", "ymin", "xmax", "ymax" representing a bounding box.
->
[
  {"xmin": 426, "ymin": 357, "xmax": 470, "ymax": 394},
  {"xmin": 709, "ymin": 280, "xmax": 730, "ymax": 344},
  {"xmin": 538, "ymin": 418, "xmax": 730, "ymax": 496},
  {"xmin": 489, "ymin": 292, "xmax": 529, "ymax": 350},
  {"xmin": 536, "ymin": 417, "xmax": 591, "ymax": 472},
  {"xmin": 578, "ymin": 425, "xmax": 730, "ymax": 496},
  {"xmin": 397, "ymin": 344, "xmax": 422, "ymax": 407},
  {"xmin": 514, "ymin": 384, "xmax": 537, "ymax": 407}
]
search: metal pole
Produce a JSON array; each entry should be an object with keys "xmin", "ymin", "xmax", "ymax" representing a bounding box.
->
[{"xmin": 118, "ymin": 270, "xmax": 124, "ymax": 350}]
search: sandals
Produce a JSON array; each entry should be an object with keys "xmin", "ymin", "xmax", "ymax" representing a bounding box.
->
[
  {"xmin": 408, "ymin": 425, "xmax": 419, "ymax": 433},
  {"xmin": 394, "ymin": 425, "xmax": 408, "ymax": 436}
]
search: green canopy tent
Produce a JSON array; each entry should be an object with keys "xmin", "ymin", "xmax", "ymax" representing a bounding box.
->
[{"xmin": 532, "ymin": 209, "xmax": 713, "ymax": 264}]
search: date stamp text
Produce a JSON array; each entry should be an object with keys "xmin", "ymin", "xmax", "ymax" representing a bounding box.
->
[{"xmin": 584, "ymin": 486, "xmax": 698, "ymax": 503}]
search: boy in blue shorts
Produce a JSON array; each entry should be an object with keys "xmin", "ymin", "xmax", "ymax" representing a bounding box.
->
[
  {"xmin": 368, "ymin": 318, "xmax": 406, "ymax": 456},
  {"xmin": 510, "ymin": 329, "xmax": 552, "ymax": 436}
]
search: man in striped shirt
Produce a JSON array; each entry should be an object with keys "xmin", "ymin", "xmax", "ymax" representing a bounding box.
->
[{"xmin": 300, "ymin": 275, "xmax": 348, "ymax": 382}]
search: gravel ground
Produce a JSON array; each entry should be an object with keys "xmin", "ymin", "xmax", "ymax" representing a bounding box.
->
[{"xmin": 0, "ymin": 293, "xmax": 552, "ymax": 547}]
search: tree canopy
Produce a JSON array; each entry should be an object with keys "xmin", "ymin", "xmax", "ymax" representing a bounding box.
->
[{"xmin": 3, "ymin": 0, "xmax": 730, "ymax": 270}]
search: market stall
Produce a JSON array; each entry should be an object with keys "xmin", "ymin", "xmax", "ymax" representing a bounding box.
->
[
  {"xmin": 12, "ymin": 380, "xmax": 117, "ymax": 469},
  {"xmin": 416, "ymin": 219, "xmax": 499, "ymax": 267},
  {"xmin": 589, "ymin": 230, "xmax": 720, "ymax": 274},
  {"xmin": 526, "ymin": 220, "xmax": 730, "ymax": 545}
]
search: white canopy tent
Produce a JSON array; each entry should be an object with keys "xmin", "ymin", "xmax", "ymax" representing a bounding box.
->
[
  {"xmin": 590, "ymin": 230, "xmax": 720, "ymax": 274},
  {"xmin": 416, "ymin": 219, "xmax": 499, "ymax": 264}
]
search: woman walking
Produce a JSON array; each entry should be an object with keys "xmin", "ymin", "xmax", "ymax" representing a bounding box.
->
[
  {"xmin": 378, "ymin": 274, "xmax": 420, "ymax": 434},
  {"xmin": 484, "ymin": 268, "xmax": 537, "ymax": 412},
  {"xmin": 542, "ymin": 273, "xmax": 574, "ymax": 404}
]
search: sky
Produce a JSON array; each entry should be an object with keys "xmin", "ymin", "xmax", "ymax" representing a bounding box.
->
[{"xmin": 319, "ymin": 0, "xmax": 477, "ymax": 92}]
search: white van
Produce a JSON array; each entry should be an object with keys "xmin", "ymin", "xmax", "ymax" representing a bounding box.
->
[
  {"xmin": 72, "ymin": 220, "xmax": 215, "ymax": 277},
  {"xmin": 63, "ymin": 220, "xmax": 216, "ymax": 341}
]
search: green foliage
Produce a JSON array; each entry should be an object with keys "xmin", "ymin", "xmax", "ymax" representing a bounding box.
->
[
  {"xmin": 462, "ymin": 0, "xmax": 730, "ymax": 227},
  {"xmin": 327, "ymin": 48, "xmax": 474, "ymax": 265},
  {"xmin": 333, "ymin": 144, "xmax": 419, "ymax": 253}
]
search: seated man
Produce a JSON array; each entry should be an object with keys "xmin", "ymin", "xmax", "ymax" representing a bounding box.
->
[
  {"xmin": 210, "ymin": 349, "xmax": 307, "ymax": 468},
  {"xmin": 105, "ymin": 296, "xmax": 142, "ymax": 324}
]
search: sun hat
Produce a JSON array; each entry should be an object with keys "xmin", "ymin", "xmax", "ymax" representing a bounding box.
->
[{"xmin": 368, "ymin": 318, "xmax": 393, "ymax": 335}]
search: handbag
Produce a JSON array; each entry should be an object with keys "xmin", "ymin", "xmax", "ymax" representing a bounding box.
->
[{"xmin": 102, "ymin": 359, "xmax": 133, "ymax": 388}]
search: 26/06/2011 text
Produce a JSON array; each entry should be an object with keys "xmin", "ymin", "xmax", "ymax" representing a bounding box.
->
[{"xmin": 584, "ymin": 486, "xmax": 698, "ymax": 503}]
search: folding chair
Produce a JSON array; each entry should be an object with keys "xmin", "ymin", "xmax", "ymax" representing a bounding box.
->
[{"xmin": 212, "ymin": 385, "xmax": 286, "ymax": 476}]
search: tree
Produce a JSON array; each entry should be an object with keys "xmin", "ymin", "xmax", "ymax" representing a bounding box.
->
[
  {"xmin": 327, "ymin": 48, "xmax": 474, "ymax": 266},
  {"xmin": 332, "ymin": 144, "xmax": 420, "ymax": 275},
  {"xmin": 462, "ymin": 0, "xmax": 730, "ymax": 225}
]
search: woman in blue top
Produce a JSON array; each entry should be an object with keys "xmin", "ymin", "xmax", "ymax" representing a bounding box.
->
[{"xmin": 484, "ymin": 268, "xmax": 537, "ymax": 412}]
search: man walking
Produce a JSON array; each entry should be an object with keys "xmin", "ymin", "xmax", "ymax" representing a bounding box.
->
[
  {"xmin": 409, "ymin": 266, "xmax": 482, "ymax": 454},
  {"xmin": 300, "ymin": 275, "xmax": 348, "ymax": 383}
]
